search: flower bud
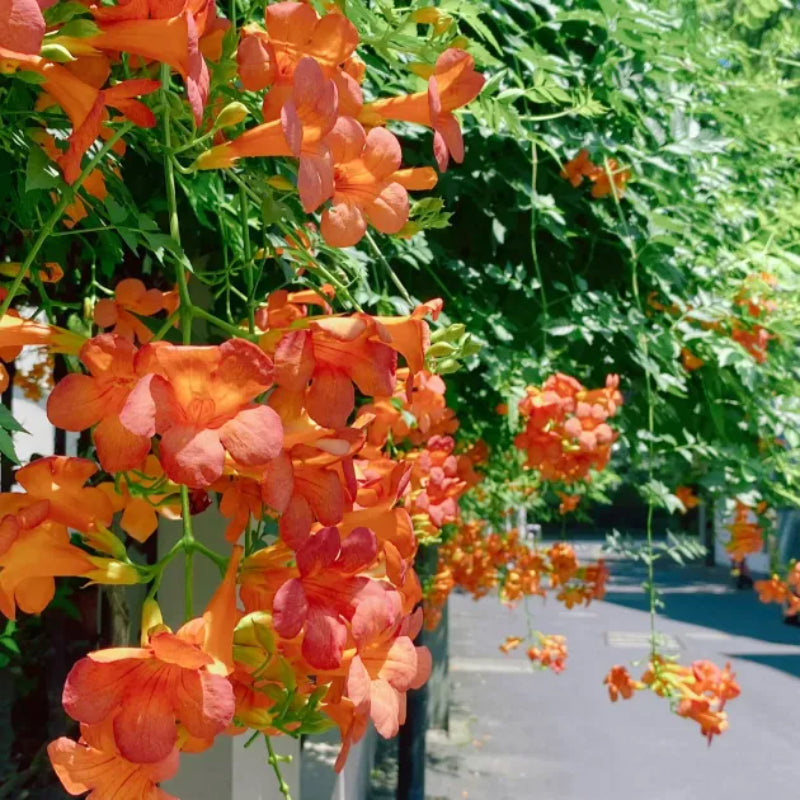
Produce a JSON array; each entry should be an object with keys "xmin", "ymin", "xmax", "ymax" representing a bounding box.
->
[
  {"xmin": 233, "ymin": 611, "xmax": 277, "ymax": 672},
  {"xmin": 435, "ymin": 357, "xmax": 461, "ymax": 375},
  {"xmin": 141, "ymin": 598, "xmax": 164, "ymax": 644},
  {"xmin": 214, "ymin": 101, "xmax": 249, "ymax": 129},
  {"xmin": 461, "ymin": 334, "xmax": 482, "ymax": 356},
  {"xmin": 85, "ymin": 557, "xmax": 141, "ymax": 585},
  {"xmin": 39, "ymin": 44, "xmax": 76, "ymax": 63},
  {"xmin": 431, "ymin": 323, "xmax": 465, "ymax": 343},
  {"xmin": 83, "ymin": 523, "xmax": 127, "ymax": 560},
  {"xmin": 426, "ymin": 341, "xmax": 457, "ymax": 358}
]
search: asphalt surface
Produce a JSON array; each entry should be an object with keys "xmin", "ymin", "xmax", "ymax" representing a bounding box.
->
[{"xmin": 426, "ymin": 542, "xmax": 800, "ymax": 800}]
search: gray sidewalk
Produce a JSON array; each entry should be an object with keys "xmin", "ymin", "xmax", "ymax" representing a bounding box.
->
[{"xmin": 426, "ymin": 543, "xmax": 800, "ymax": 800}]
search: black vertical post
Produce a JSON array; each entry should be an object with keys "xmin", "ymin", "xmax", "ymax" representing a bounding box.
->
[
  {"xmin": 53, "ymin": 343, "xmax": 67, "ymax": 455},
  {"xmin": 396, "ymin": 669, "xmax": 428, "ymax": 800},
  {"xmin": 397, "ymin": 544, "xmax": 436, "ymax": 800},
  {"xmin": 701, "ymin": 501, "xmax": 715, "ymax": 567},
  {"xmin": 1, "ymin": 362, "xmax": 15, "ymax": 492}
]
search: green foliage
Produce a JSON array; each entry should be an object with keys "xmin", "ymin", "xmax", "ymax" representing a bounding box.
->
[{"xmin": 382, "ymin": 0, "xmax": 800, "ymax": 520}]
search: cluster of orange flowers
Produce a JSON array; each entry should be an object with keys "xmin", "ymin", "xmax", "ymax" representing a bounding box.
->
[
  {"xmin": 427, "ymin": 524, "xmax": 608, "ymax": 649},
  {"xmin": 452, "ymin": 530, "xmax": 607, "ymax": 609},
  {"xmin": 650, "ymin": 272, "xmax": 778, "ymax": 370},
  {"xmin": 514, "ymin": 373, "xmax": 623, "ymax": 484},
  {"xmin": 499, "ymin": 633, "xmax": 568, "ymax": 673},
  {"xmin": 755, "ymin": 563, "xmax": 800, "ymax": 617},
  {"xmin": 1, "ymin": 0, "xmax": 483, "ymax": 238},
  {"xmin": 359, "ymin": 363, "xmax": 486, "ymax": 629},
  {"xmin": 560, "ymin": 149, "xmax": 631, "ymax": 198},
  {"xmin": 730, "ymin": 272, "xmax": 777, "ymax": 364},
  {"xmin": 0, "ymin": 0, "xmax": 491, "ymax": 791},
  {"xmin": 724, "ymin": 499, "xmax": 766, "ymax": 560},
  {"xmin": 606, "ymin": 658, "xmax": 740, "ymax": 742},
  {"xmin": 675, "ymin": 485, "xmax": 700, "ymax": 512},
  {"xmin": 0, "ymin": 281, "xmax": 469, "ymax": 794},
  {"xmin": 526, "ymin": 633, "xmax": 568, "ymax": 673}
]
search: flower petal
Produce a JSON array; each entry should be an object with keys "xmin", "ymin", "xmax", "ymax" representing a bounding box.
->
[
  {"xmin": 306, "ymin": 369, "xmax": 354, "ymax": 428},
  {"xmin": 301, "ymin": 604, "xmax": 347, "ymax": 669},
  {"xmin": 272, "ymin": 578, "xmax": 308, "ymax": 639},
  {"xmin": 158, "ymin": 425, "xmax": 226, "ymax": 488},
  {"xmin": 320, "ymin": 202, "xmax": 367, "ymax": 248},
  {"xmin": 219, "ymin": 405, "xmax": 283, "ymax": 466},
  {"xmin": 94, "ymin": 414, "xmax": 151, "ymax": 473},
  {"xmin": 47, "ymin": 374, "xmax": 105, "ymax": 431}
]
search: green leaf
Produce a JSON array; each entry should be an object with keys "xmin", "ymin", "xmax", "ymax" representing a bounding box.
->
[
  {"xmin": 25, "ymin": 145, "xmax": 61, "ymax": 193},
  {"xmin": 0, "ymin": 404, "xmax": 25, "ymax": 434},
  {"xmin": 0, "ymin": 429, "xmax": 19, "ymax": 465}
]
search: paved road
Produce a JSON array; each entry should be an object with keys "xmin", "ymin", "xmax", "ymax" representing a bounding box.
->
[{"xmin": 426, "ymin": 544, "xmax": 800, "ymax": 800}]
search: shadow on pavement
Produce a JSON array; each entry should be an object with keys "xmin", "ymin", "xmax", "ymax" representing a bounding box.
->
[
  {"xmin": 601, "ymin": 559, "xmax": 800, "ymax": 646},
  {"xmin": 725, "ymin": 652, "xmax": 800, "ymax": 679}
]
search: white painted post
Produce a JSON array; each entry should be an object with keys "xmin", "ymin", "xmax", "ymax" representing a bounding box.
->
[{"xmin": 158, "ymin": 511, "xmax": 301, "ymax": 800}]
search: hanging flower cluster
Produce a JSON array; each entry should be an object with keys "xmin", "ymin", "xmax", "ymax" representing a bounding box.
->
[
  {"xmin": 729, "ymin": 273, "xmax": 777, "ymax": 364},
  {"xmin": 560, "ymin": 149, "xmax": 631, "ymax": 198},
  {"xmin": 427, "ymin": 523, "xmax": 607, "ymax": 643},
  {"xmin": 514, "ymin": 373, "xmax": 623, "ymax": 484},
  {"xmin": 193, "ymin": 2, "xmax": 484, "ymax": 246},
  {"xmin": 526, "ymin": 634, "xmax": 568, "ymax": 674},
  {"xmin": 650, "ymin": 271, "xmax": 779, "ymax": 370},
  {"xmin": 724, "ymin": 499, "xmax": 766, "ymax": 560},
  {"xmin": 606, "ymin": 657, "xmax": 741, "ymax": 742},
  {"xmin": 1, "ymin": 0, "xmax": 483, "ymax": 244},
  {"xmin": 0, "ymin": 283, "xmax": 453, "ymax": 792},
  {"xmin": 0, "ymin": 0, "xmax": 490, "ymax": 787},
  {"xmin": 674, "ymin": 485, "xmax": 700, "ymax": 513},
  {"xmin": 754, "ymin": 563, "xmax": 800, "ymax": 618}
]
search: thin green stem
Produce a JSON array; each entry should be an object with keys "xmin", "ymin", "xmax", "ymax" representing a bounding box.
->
[
  {"xmin": 265, "ymin": 736, "xmax": 293, "ymax": 799},
  {"xmin": 191, "ymin": 306, "xmax": 257, "ymax": 341},
  {"xmin": 239, "ymin": 184, "xmax": 256, "ymax": 333},
  {"xmin": 180, "ymin": 485, "xmax": 194, "ymax": 621},
  {"xmin": 520, "ymin": 107, "xmax": 586, "ymax": 123},
  {"xmin": 192, "ymin": 540, "xmax": 228, "ymax": 573},
  {"xmin": 365, "ymin": 231, "xmax": 414, "ymax": 306},
  {"xmin": 0, "ymin": 122, "xmax": 134, "ymax": 317},
  {"xmin": 530, "ymin": 142, "xmax": 548, "ymax": 352},
  {"xmin": 161, "ymin": 65, "xmax": 192, "ymax": 346},
  {"xmin": 145, "ymin": 538, "xmax": 184, "ymax": 599},
  {"xmin": 604, "ymin": 157, "xmax": 658, "ymax": 657},
  {"xmin": 151, "ymin": 308, "xmax": 180, "ymax": 342},
  {"xmin": 172, "ymin": 128, "xmax": 216, "ymax": 156}
]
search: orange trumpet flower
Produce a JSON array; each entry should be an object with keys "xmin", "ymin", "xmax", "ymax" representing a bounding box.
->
[
  {"xmin": 257, "ymin": 1, "xmax": 362, "ymax": 120},
  {"xmin": 270, "ymin": 315, "xmax": 397, "ymax": 429},
  {"xmin": 271, "ymin": 526, "xmax": 400, "ymax": 669},
  {"xmin": 0, "ymin": 313, "xmax": 85, "ymax": 353},
  {"xmin": 94, "ymin": 278, "xmax": 179, "ymax": 344},
  {"xmin": 119, "ymin": 339, "xmax": 283, "ymax": 487},
  {"xmin": 47, "ymin": 335, "xmax": 152, "ymax": 474},
  {"xmin": 86, "ymin": 4, "xmax": 209, "ymax": 125},
  {"xmin": 346, "ymin": 616, "xmax": 431, "ymax": 738},
  {"xmin": 30, "ymin": 60, "xmax": 159, "ymax": 182},
  {"xmin": 49, "ymin": 718, "xmax": 180, "ymax": 800},
  {"xmin": 0, "ymin": 0, "xmax": 44, "ymax": 63},
  {"xmin": 63, "ymin": 620, "xmax": 235, "ymax": 764},
  {"xmin": 0, "ymin": 506, "xmax": 94, "ymax": 620},
  {"xmin": 499, "ymin": 635, "xmax": 523, "ymax": 654},
  {"xmin": 15, "ymin": 456, "xmax": 114, "ymax": 532},
  {"xmin": 675, "ymin": 485, "xmax": 700, "ymax": 512},
  {"xmin": 361, "ymin": 49, "xmax": 484, "ymax": 171},
  {"xmin": 604, "ymin": 665, "xmax": 642, "ymax": 701},
  {"xmin": 197, "ymin": 57, "xmax": 337, "ymax": 212},
  {"xmin": 320, "ymin": 117, "xmax": 437, "ymax": 247}
]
